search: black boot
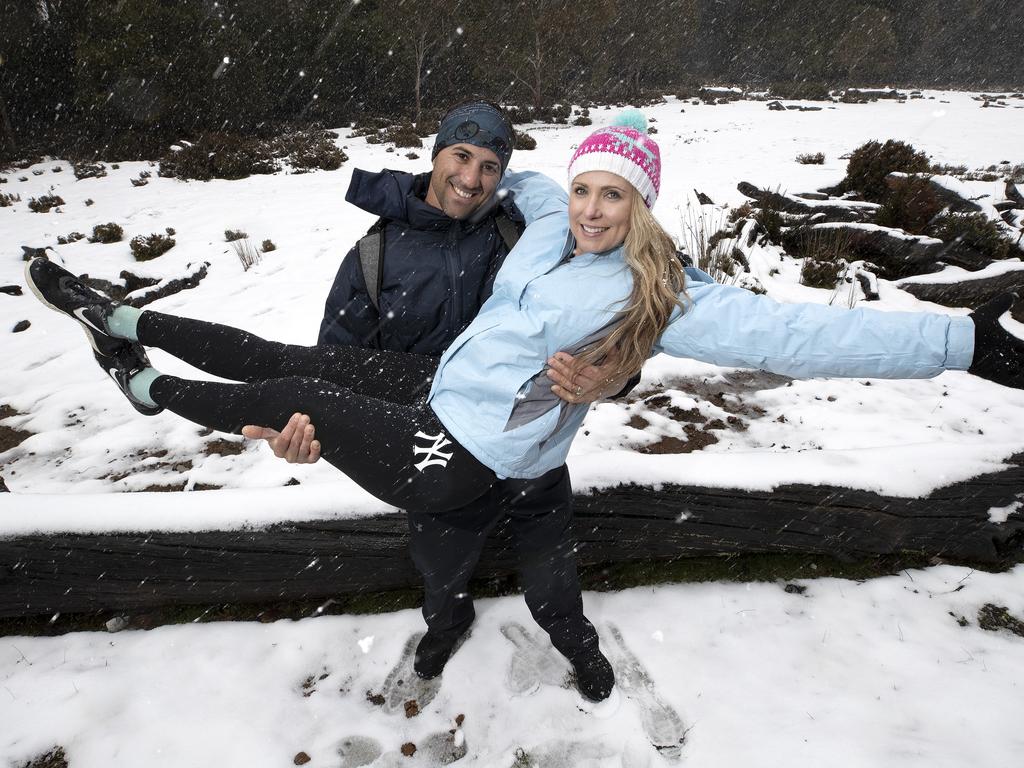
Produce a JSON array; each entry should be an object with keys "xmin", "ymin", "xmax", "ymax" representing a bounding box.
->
[
  {"xmin": 570, "ymin": 647, "xmax": 615, "ymax": 702},
  {"xmin": 414, "ymin": 628, "xmax": 469, "ymax": 679}
]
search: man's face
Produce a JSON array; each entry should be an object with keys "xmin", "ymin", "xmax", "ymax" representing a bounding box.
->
[{"xmin": 425, "ymin": 143, "xmax": 502, "ymax": 220}]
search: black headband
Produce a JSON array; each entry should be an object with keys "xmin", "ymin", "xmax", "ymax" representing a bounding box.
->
[{"xmin": 432, "ymin": 102, "xmax": 514, "ymax": 171}]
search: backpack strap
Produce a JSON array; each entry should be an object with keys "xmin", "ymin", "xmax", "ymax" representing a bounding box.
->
[
  {"xmin": 355, "ymin": 218, "xmax": 388, "ymax": 312},
  {"xmin": 494, "ymin": 208, "xmax": 522, "ymax": 251},
  {"xmin": 482, "ymin": 207, "xmax": 525, "ymax": 291}
]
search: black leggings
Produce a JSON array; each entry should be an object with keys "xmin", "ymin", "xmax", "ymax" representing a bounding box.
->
[{"xmin": 138, "ymin": 311, "xmax": 496, "ymax": 511}]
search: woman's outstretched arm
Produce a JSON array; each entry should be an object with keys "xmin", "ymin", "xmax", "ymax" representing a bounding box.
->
[{"xmin": 654, "ymin": 282, "xmax": 975, "ymax": 380}]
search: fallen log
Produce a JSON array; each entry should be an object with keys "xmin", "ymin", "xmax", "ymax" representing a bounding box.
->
[
  {"xmin": 792, "ymin": 223, "xmax": 946, "ymax": 279},
  {"xmin": 737, "ymin": 182, "xmax": 878, "ymax": 223},
  {"xmin": 808, "ymin": 221, "xmax": 1001, "ymax": 277},
  {"xmin": 899, "ymin": 268, "xmax": 1024, "ymax": 321},
  {"xmin": 2, "ymin": 455, "xmax": 1022, "ymax": 619}
]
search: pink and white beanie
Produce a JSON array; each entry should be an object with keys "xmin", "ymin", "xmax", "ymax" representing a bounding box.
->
[{"xmin": 567, "ymin": 109, "xmax": 661, "ymax": 208}]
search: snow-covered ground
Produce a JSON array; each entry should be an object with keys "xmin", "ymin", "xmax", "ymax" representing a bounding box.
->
[
  {"xmin": 3, "ymin": 566, "xmax": 1023, "ymax": 767},
  {"xmin": 2, "ymin": 91, "xmax": 1023, "ymax": 767}
]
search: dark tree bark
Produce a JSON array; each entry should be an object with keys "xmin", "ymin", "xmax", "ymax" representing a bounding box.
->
[{"xmin": 900, "ymin": 269, "xmax": 1024, "ymax": 322}]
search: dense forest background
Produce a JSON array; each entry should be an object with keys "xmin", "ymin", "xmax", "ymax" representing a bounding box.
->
[{"xmin": 1, "ymin": 0, "xmax": 1022, "ymax": 160}]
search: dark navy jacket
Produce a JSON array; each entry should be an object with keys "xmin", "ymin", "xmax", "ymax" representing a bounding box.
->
[{"xmin": 318, "ymin": 169, "xmax": 525, "ymax": 354}]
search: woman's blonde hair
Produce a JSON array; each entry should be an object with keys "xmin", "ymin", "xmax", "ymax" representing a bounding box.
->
[{"xmin": 576, "ymin": 190, "xmax": 689, "ymax": 379}]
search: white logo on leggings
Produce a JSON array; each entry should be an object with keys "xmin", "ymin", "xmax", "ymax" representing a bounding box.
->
[{"xmin": 413, "ymin": 430, "xmax": 453, "ymax": 471}]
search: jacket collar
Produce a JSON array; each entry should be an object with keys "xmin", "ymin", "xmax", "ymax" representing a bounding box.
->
[{"xmin": 345, "ymin": 168, "xmax": 521, "ymax": 232}]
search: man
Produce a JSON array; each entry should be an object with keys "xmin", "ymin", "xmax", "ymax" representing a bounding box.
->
[{"xmin": 243, "ymin": 101, "xmax": 630, "ymax": 702}]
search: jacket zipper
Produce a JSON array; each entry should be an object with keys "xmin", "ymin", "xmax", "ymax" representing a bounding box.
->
[{"xmin": 446, "ymin": 221, "xmax": 461, "ymax": 340}]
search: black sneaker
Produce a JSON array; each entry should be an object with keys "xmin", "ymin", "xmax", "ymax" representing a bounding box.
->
[
  {"xmin": 414, "ymin": 629, "xmax": 469, "ymax": 680},
  {"xmin": 571, "ymin": 648, "xmax": 615, "ymax": 702},
  {"xmin": 24, "ymin": 257, "xmax": 119, "ymax": 355},
  {"xmin": 94, "ymin": 341, "xmax": 164, "ymax": 416}
]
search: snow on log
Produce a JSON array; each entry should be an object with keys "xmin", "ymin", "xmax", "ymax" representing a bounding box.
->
[
  {"xmin": 124, "ymin": 261, "xmax": 210, "ymax": 307},
  {"xmin": 736, "ymin": 182, "xmax": 879, "ymax": 222},
  {"xmin": 898, "ymin": 267, "xmax": 1024, "ymax": 320}
]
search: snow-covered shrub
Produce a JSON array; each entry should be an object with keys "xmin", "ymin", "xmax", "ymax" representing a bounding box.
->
[
  {"xmin": 769, "ymin": 81, "xmax": 831, "ymax": 101},
  {"xmin": 929, "ymin": 162, "xmax": 970, "ymax": 177},
  {"xmin": 754, "ymin": 200, "xmax": 784, "ymax": 243},
  {"xmin": 796, "ymin": 152, "xmax": 825, "ymax": 165},
  {"xmin": 800, "ymin": 257, "xmax": 844, "ymax": 289},
  {"xmin": 89, "ymin": 223, "xmax": 123, "ymax": 243},
  {"xmin": 261, "ymin": 239, "xmax": 276, "ymax": 252},
  {"xmin": 504, "ymin": 104, "xmax": 570, "ymax": 125},
  {"xmin": 73, "ymin": 161, "xmax": 107, "ymax": 180},
  {"xmin": 379, "ymin": 123, "xmax": 422, "ymax": 149},
  {"xmin": 0, "ymin": 192, "xmax": 20, "ymax": 207},
  {"xmin": 874, "ymin": 175, "xmax": 943, "ymax": 234},
  {"xmin": 224, "ymin": 229, "xmax": 248, "ymax": 242},
  {"xmin": 785, "ymin": 226, "xmax": 855, "ymax": 288},
  {"xmin": 513, "ymin": 130, "xmax": 537, "ymax": 150},
  {"xmin": 273, "ymin": 129, "xmax": 346, "ymax": 173},
  {"xmin": 130, "ymin": 231, "xmax": 176, "ymax": 261},
  {"xmin": 840, "ymin": 140, "xmax": 929, "ymax": 202},
  {"xmin": 57, "ymin": 232, "xmax": 86, "ymax": 245},
  {"xmin": 158, "ymin": 134, "xmax": 281, "ymax": 181},
  {"xmin": 28, "ymin": 194, "xmax": 65, "ymax": 213},
  {"xmin": 926, "ymin": 213, "xmax": 1013, "ymax": 261}
]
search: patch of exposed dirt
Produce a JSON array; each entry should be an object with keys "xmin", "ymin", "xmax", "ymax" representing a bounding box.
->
[
  {"xmin": 203, "ymin": 438, "xmax": 247, "ymax": 456},
  {"xmin": 978, "ymin": 604, "xmax": 1024, "ymax": 637},
  {"xmin": 641, "ymin": 424, "xmax": 719, "ymax": 454},
  {"xmin": 0, "ymin": 405, "xmax": 32, "ymax": 452},
  {"xmin": 624, "ymin": 371, "xmax": 787, "ymax": 454}
]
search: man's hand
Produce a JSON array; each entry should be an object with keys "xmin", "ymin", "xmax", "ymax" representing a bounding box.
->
[
  {"xmin": 546, "ymin": 350, "xmax": 631, "ymax": 404},
  {"xmin": 241, "ymin": 413, "xmax": 322, "ymax": 464}
]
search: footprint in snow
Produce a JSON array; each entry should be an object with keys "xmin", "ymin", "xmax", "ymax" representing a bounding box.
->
[
  {"xmin": 500, "ymin": 621, "xmax": 572, "ymax": 696},
  {"xmin": 511, "ymin": 739, "xmax": 616, "ymax": 768},
  {"xmin": 337, "ymin": 729, "xmax": 466, "ymax": 766},
  {"xmin": 336, "ymin": 735, "xmax": 382, "ymax": 767},
  {"xmin": 380, "ymin": 632, "xmax": 442, "ymax": 714},
  {"xmin": 602, "ymin": 623, "xmax": 687, "ymax": 762}
]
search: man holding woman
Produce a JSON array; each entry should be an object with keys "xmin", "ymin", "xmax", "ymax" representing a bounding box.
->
[{"xmin": 25, "ymin": 107, "xmax": 1024, "ymax": 705}]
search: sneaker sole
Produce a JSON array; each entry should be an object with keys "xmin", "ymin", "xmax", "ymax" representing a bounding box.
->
[{"xmin": 23, "ymin": 259, "xmax": 117, "ymax": 356}]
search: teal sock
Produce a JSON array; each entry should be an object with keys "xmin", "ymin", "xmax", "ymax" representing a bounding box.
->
[
  {"xmin": 106, "ymin": 305, "xmax": 143, "ymax": 341},
  {"xmin": 127, "ymin": 366, "xmax": 161, "ymax": 408}
]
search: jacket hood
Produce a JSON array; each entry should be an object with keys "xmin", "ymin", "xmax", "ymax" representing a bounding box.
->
[{"xmin": 345, "ymin": 168, "xmax": 521, "ymax": 231}]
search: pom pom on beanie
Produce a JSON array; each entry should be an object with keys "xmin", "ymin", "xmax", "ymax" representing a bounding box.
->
[{"xmin": 610, "ymin": 108, "xmax": 649, "ymax": 134}]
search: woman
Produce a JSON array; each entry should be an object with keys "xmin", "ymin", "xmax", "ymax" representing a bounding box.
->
[{"xmin": 25, "ymin": 115, "xmax": 1023, "ymax": 700}]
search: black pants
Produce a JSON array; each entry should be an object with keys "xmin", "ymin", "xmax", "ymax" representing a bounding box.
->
[
  {"xmin": 409, "ymin": 465, "xmax": 599, "ymax": 660},
  {"xmin": 138, "ymin": 310, "xmax": 495, "ymax": 512},
  {"xmin": 139, "ymin": 309, "xmax": 595, "ymax": 656}
]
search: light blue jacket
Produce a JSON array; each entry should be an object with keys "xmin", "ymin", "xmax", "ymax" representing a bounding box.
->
[{"xmin": 427, "ymin": 172, "xmax": 976, "ymax": 479}]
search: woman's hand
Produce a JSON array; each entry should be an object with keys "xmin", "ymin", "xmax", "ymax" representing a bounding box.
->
[
  {"xmin": 547, "ymin": 350, "xmax": 631, "ymax": 404},
  {"xmin": 241, "ymin": 413, "xmax": 322, "ymax": 464},
  {"xmin": 968, "ymin": 293, "xmax": 1024, "ymax": 389}
]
